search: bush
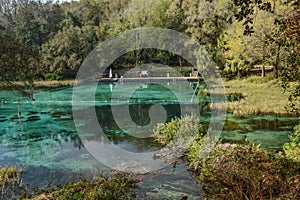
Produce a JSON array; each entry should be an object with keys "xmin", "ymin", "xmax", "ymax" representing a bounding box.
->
[
  {"xmin": 153, "ymin": 115, "xmax": 204, "ymax": 162},
  {"xmin": 199, "ymin": 142, "xmax": 300, "ymax": 199},
  {"xmin": 45, "ymin": 73, "xmax": 63, "ymax": 81},
  {"xmin": 179, "ymin": 70, "xmax": 191, "ymax": 77},
  {"xmin": 153, "ymin": 115, "xmax": 202, "ymax": 146},
  {"xmin": 283, "ymin": 123, "xmax": 300, "ymax": 162},
  {"xmin": 186, "ymin": 133, "xmax": 205, "ymax": 172},
  {"xmin": 153, "ymin": 117, "xmax": 181, "ymax": 146}
]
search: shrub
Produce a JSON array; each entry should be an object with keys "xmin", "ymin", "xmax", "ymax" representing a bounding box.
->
[
  {"xmin": 153, "ymin": 117, "xmax": 181, "ymax": 146},
  {"xmin": 283, "ymin": 123, "xmax": 300, "ymax": 162},
  {"xmin": 153, "ymin": 115, "xmax": 204, "ymax": 162},
  {"xmin": 179, "ymin": 70, "xmax": 191, "ymax": 77},
  {"xmin": 199, "ymin": 142, "xmax": 300, "ymax": 199},
  {"xmin": 29, "ymin": 173, "xmax": 136, "ymax": 200},
  {"xmin": 153, "ymin": 115, "xmax": 203, "ymax": 146},
  {"xmin": 186, "ymin": 133, "xmax": 205, "ymax": 172},
  {"xmin": 45, "ymin": 73, "xmax": 63, "ymax": 81}
]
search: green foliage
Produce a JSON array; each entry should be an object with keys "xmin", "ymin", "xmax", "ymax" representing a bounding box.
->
[
  {"xmin": 45, "ymin": 73, "xmax": 63, "ymax": 81},
  {"xmin": 154, "ymin": 117, "xmax": 181, "ymax": 146},
  {"xmin": 0, "ymin": 31, "xmax": 38, "ymax": 99},
  {"xmin": 107, "ymin": 0, "xmax": 169, "ymax": 35},
  {"xmin": 181, "ymin": 0, "xmax": 237, "ymax": 67},
  {"xmin": 284, "ymin": 123, "xmax": 300, "ymax": 162},
  {"xmin": 178, "ymin": 69, "xmax": 191, "ymax": 77},
  {"xmin": 14, "ymin": 1, "xmax": 64, "ymax": 48},
  {"xmin": 30, "ymin": 174, "xmax": 136, "ymax": 200},
  {"xmin": 280, "ymin": 10, "xmax": 300, "ymax": 113},
  {"xmin": 153, "ymin": 115, "xmax": 202, "ymax": 146},
  {"xmin": 232, "ymin": 0, "xmax": 273, "ymax": 35},
  {"xmin": 186, "ymin": 133, "xmax": 205, "ymax": 172},
  {"xmin": 199, "ymin": 142, "xmax": 300, "ymax": 199},
  {"xmin": 41, "ymin": 25, "xmax": 98, "ymax": 77}
]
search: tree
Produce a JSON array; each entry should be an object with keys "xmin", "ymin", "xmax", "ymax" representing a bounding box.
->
[
  {"xmin": 106, "ymin": 0, "xmax": 169, "ymax": 35},
  {"xmin": 229, "ymin": 0, "xmax": 299, "ymax": 113},
  {"xmin": 14, "ymin": 1, "xmax": 64, "ymax": 49},
  {"xmin": 281, "ymin": 9, "xmax": 300, "ymax": 113},
  {"xmin": 179, "ymin": 0, "xmax": 237, "ymax": 67},
  {"xmin": 221, "ymin": 2, "xmax": 291, "ymax": 78},
  {"xmin": 0, "ymin": 31, "xmax": 39, "ymax": 120},
  {"xmin": 104, "ymin": 0, "xmax": 175, "ymax": 67},
  {"xmin": 220, "ymin": 21, "xmax": 250, "ymax": 78},
  {"xmin": 41, "ymin": 25, "xmax": 98, "ymax": 77},
  {"xmin": 0, "ymin": 0, "xmax": 29, "ymax": 31}
]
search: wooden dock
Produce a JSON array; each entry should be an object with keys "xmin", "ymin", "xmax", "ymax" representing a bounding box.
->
[{"xmin": 98, "ymin": 77, "xmax": 203, "ymax": 83}]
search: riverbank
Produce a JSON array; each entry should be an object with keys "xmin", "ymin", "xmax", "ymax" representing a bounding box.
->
[
  {"xmin": 153, "ymin": 115, "xmax": 300, "ymax": 199},
  {"xmin": 34, "ymin": 80, "xmax": 75, "ymax": 88},
  {"xmin": 224, "ymin": 76, "xmax": 297, "ymax": 117},
  {"xmin": 0, "ymin": 80, "xmax": 75, "ymax": 90},
  {"xmin": 34, "ymin": 76, "xmax": 298, "ymax": 117}
]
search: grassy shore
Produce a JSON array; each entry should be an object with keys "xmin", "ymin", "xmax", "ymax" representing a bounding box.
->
[
  {"xmin": 1, "ymin": 76, "xmax": 297, "ymax": 117},
  {"xmin": 0, "ymin": 167, "xmax": 136, "ymax": 200},
  {"xmin": 33, "ymin": 80, "xmax": 75, "ymax": 88},
  {"xmin": 223, "ymin": 75, "xmax": 297, "ymax": 117},
  {"xmin": 27, "ymin": 173, "xmax": 137, "ymax": 200},
  {"xmin": 0, "ymin": 80, "xmax": 75, "ymax": 89}
]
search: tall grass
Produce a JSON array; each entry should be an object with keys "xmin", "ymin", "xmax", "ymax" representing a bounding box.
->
[
  {"xmin": 34, "ymin": 80, "xmax": 76, "ymax": 88},
  {"xmin": 223, "ymin": 76, "xmax": 297, "ymax": 117}
]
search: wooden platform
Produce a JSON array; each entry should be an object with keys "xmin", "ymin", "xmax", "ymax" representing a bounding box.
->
[{"xmin": 98, "ymin": 77, "xmax": 203, "ymax": 83}]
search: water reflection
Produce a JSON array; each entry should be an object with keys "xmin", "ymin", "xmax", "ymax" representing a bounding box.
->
[{"xmin": 0, "ymin": 82, "xmax": 298, "ymax": 187}]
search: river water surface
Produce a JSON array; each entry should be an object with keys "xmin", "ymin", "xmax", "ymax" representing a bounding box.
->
[{"xmin": 0, "ymin": 82, "xmax": 298, "ymax": 198}]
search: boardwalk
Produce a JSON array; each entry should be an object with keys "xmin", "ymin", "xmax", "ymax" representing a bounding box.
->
[{"xmin": 98, "ymin": 77, "xmax": 202, "ymax": 83}]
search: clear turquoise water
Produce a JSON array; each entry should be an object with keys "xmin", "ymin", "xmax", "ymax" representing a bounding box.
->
[
  {"xmin": 0, "ymin": 82, "xmax": 199, "ymax": 188},
  {"xmin": 0, "ymin": 82, "xmax": 298, "ymax": 189}
]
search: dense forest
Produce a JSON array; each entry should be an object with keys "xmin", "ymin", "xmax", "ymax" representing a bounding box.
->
[{"xmin": 0, "ymin": 0, "xmax": 299, "ymax": 108}]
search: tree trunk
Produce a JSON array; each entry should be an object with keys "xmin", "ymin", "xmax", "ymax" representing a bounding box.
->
[
  {"xmin": 274, "ymin": 45, "xmax": 281, "ymax": 79},
  {"xmin": 179, "ymin": 57, "xmax": 182, "ymax": 67},
  {"xmin": 274, "ymin": 64, "xmax": 279, "ymax": 79},
  {"xmin": 18, "ymin": 99, "xmax": 22, "ymax": 123},
  {"xmin": 261, "ymin": 65, "xmax": 265, "ymax": 77}
]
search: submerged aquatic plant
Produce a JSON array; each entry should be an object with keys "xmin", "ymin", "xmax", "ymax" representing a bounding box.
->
[{"xmin": 0, "ymin": 166, "xmax": 23, "ymax": 199}]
